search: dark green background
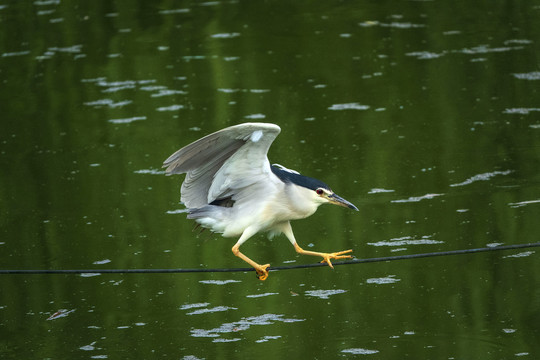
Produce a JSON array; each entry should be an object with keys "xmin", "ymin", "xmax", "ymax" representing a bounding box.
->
[{"xmin": 1, "ymin": 0, "xmax": 539, "ymax": 358}]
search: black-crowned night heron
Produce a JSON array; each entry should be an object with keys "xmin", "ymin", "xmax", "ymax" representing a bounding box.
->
[{"xmin": 163, "ymin": 123, "xmax": 358, "ymax": 280}]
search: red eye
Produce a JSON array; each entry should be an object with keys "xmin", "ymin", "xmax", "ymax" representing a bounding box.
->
[{"xmin": 316, "ymin": 189, "xmax": 324, "ymax": 195}]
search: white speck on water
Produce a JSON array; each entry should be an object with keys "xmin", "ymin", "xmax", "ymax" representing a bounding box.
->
[
  {"xmin": 158, "ymin": 8, "xmax": 190, "ymax": 15},
  {"xmin": 217, "ymin": 88, "xmax": 240, "ymax": 93},
  {"xmin": 92, "ymin": 259, "xmax": 111, "ymax": 265},
  {"xmin": 180, "ymin": 302, "xmax": 210, "ymax": 310},
  {"xmin": 246, "ymin": 114, "xmax": 266, "ymax": 120},
  {"xmin": 80, "ymin": 273, "xmax": 101, "ymax": 278},
  {"xmin": 513, "ymin": 71, "xmax": 540, "ymax": 80},
  {"xmin": 342, "ymin": 348, "xmax": 379, "ymax": 355},
  {"xmin": 368, "ymin": 188, "xmax": 395, "ymax": 194},
  {"xmin": 503, "ymin": 107, "xmax": 540, "ymax": 115},
  {"xmin": 187, "ymin": 306, "xmax": 237, "ymax": 315},
  {"xmin": 191, "ymin": 313, "xmax": 304, "ymax": 339},
  {"xmin": 366, "ymin": 275, "xmax": 400, "ymax": 284},
  {"xmin": 134, "ymin": 169, "xmax": 165, "ymax": 175},
  {"xmin": 328, "ymin": 102, "xmax": 370, "ymax": 111},
  {"xmin": 199, "ymin": 279, "xmax": 241, "ymax": 285},
  {"xmin": 212, "ymin": 338, "xmax": 242, "ymax": 342},
  {"xmin": 256, "ymin": 335, "xmax": 282, "ymax": 343},
  {"xmin": 80, "ymin": 342, "xmax": 97, "ymax": 351},
  {"xmin": 211, "ymin": 32, "xmax": 240, "ymax": 39},
  {"xmin": 406, "ymin": 51, "xmax": 446, "ymax": 60},
  {"xmin": 304, "ymin": 289, "xmax": 347, "ymax": 299},
  {"xmin": 84, "ymin": 99, "xmax": 132, "ymax": 108},
  {"xmin": 503, "ymin": 251, "xmax": 535, "ymax": 259},
  {"xmin": 157, "ymin": 104, "xmax": 184, "ymax": 112},
  {"xmin": 450, "ymin": 170, "xmax": 513, "ymax": 187},
  {"xmin": 108, "ymin": 116, "xmax": 146, "ymax": 124},
  {"xmin": 503, "ymin": 328, "xmax": 517, "ymax": 333},
  {"xmin": 391, "ymin": 193, "xmax": 443, "ymax": 203},
  {"xmin": 509, "ymin": 199, "xmax": 540, "ymax": 208},
  {"xmin": 246, "ymin": 292, "xmax": 279, "ymax": 298},
  {"xmin": 369, "ymin": 235, "xmax": 443, "ymax": 247}
]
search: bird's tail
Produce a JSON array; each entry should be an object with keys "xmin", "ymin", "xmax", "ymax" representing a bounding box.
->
[{"xmin": 187, "ymin": 205, "xmax": 228, "ymax": 234}]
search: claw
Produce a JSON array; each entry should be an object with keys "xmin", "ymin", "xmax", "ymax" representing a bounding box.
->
[
  {"xmin": 319, "ymin": 249, "xmax": 353, "ymax": 269},
  {"xmin": 255, "ymin": 264, "xmax": 270, "ymax": 281}
]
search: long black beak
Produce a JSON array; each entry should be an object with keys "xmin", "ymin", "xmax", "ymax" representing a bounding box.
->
[{"xmin": 329, "ymin": 193, "xmax": 359, "ymax": 211}]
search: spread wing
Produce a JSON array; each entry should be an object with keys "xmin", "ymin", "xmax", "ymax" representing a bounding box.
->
[{"xmin": 163, "ymin": 123, "xmax": 281, "ymax": 208}]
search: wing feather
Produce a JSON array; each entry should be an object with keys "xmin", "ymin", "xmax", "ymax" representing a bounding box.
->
[{"xmin": 163, "ymin": 123, "xmax": 281, "ymax": 208}]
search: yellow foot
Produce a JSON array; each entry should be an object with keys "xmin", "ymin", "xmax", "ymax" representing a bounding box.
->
[
  {"xmin": 319, "ymin": 249, "xmax": 353, "ymax": 269},
  {"xmin": 255, "ymin": 264, "xmax": 271, "ymax": 281}
]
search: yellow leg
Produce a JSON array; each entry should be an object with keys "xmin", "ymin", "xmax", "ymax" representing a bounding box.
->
[
  {"xmin": 294, "ymin": 243, "xmax": 352, "ymax": 268},
  {"xmin": 232, "ymin": 244, "xmax": 270, "ymax": 281}
]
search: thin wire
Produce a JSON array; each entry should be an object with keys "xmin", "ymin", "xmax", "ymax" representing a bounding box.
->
[{"xmin": 0, "ymin": 242, "xmax": 538, "ymax": 275}]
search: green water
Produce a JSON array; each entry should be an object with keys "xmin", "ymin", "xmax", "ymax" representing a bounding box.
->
[{"xmin": 1, "ymin": 1, "xmax": 540, "ymax": 359}]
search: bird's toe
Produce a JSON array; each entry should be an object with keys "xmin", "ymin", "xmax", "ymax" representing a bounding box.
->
[{"xmin": 255, "ymin": 264, "xmax": 270, "ymax": 281}]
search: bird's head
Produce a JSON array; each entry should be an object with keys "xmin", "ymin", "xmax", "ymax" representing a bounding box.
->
[
  {"xmin": 271, "ymin": 164, "xmax": 358, "ymax": 212},
  {"xmin": 312, "ymin": 186, "xmax": 359, "ymax": 211}
]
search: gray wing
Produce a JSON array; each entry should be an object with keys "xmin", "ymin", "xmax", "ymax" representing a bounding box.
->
[{"xmin": 163, "ymin": 123, "xmax": 281, "ymax": 208}]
